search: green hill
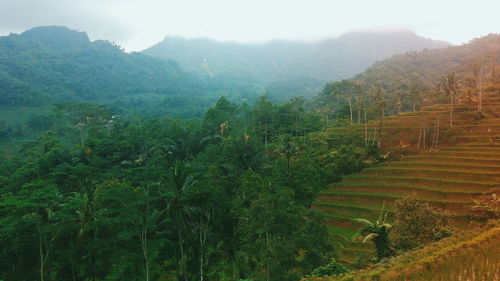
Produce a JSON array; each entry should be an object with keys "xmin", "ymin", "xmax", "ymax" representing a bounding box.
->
[
  {"xmin": 143, "ymin": 31, "xmax": 449, "ymax": 100},
  {"xmin": 0, "ymin": 26, "xmax": 211, "ymax": 107},
  {"xmin": 353, "ymin": 34, "xmax": 500, "ymax": 114}
]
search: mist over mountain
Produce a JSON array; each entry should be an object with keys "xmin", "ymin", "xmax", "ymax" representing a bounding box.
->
[{"xmin": 143, "ymin": 30, "xmax": 450, "ymax": 99}]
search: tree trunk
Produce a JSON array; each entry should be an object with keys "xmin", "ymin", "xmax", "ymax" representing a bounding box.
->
[
  {"xmin": 199, "ymin": 219, "xmax": 204, "ymax": 281},
  {"xmin": 264, "ymin": 123, "xmax": 268, "ymax": 149},
  {"xmin": 265, "ymin": 230, "xmax": 270, "ymax": 281},
  {"xmin": 177, "ymin": 220, "xmax": 187, "ymax": 281},
  {"xmin": 348, "ymin": 98, "xmax": 353, "ymax": 125},
  {"xmin": 70, "ymin": 240, "xmax": 76, "ymax": 281},
  {"xmin": 141, "ymin": 227, "xmax": 149, "ymax": 281},
  {"xmin": 364, "ymin": 101, "xmax": 368, "ymax": 146},
  {"xmin": 478, "ymin": 67, "xmax": 483, "ymax": 112},
  {"xmin": 450, "ymin": 94, "xmax": 454, "ymax": 128},
  {"xmin": 378, "ymin": 107, "xmax": 384, "ymax": 149},
  {"xmin": 396, "ymin": 92, "xmax": 402, "ymax": 115},
  {"xmin": 286, "ymin": 155, "xmax": 290, "ymax": 175},
  {"xmin": 423, "ymin": 127, "xmax": 427, "ymax": 150},
  {"xmin": 199, "ymin": 211, "xmax": 210, "ymax": 281},
  {"xmin": 38, "ymin": 224, "xmax": 45, "ymax": 281},
  {"xmin": 417, "ymin": 127, "xmax": 422, "ymax": 149},
  {"xmin": 80, "ymin": 128, "xmax": 85, "ymax": 148},
  {"xmin": 435, "ymin": 112, "xmax": 440, "ymax": 147}
]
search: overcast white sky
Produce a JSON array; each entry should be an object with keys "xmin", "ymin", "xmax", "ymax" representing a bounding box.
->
[{"xmin": 0, "ymin": 0, "xmax": 498, "ymax": 51}]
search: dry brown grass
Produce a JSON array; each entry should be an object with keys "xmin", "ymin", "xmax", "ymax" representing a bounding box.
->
[{"xmin": 302, "ymin": 226, "xmax": 500, "ymax": 281}]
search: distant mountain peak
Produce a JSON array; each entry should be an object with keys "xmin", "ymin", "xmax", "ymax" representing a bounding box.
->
[{"xmin": 20, "ymin": 25, "xmax": 90, "ymax": 50}]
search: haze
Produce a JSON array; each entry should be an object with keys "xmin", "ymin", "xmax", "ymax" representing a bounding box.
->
[{"xmin": 0, "ymin": 0, "xmax": 498, "ymax": 51}]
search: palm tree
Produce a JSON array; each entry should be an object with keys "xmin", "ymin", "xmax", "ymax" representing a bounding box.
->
[
  {"xmin": 438, "ymin": 73, "xmax": 461, "ymax": 128},
  {"xmin": 162, "ymin": 160, "xmax": 196, "ymax": 281},
  {"xmin": 275, "ymin": 134, "xmax": 298, "ymax": 174},
  {"xmin": 231, "ymin": 135, "xmax": 266, "ymax": 171},
  {"xmin": 372, "ymin": 84, "xmax": 385, "ymax": 148},
  {"xmin": 353, "ymin": 203, "xmax": 394, "ymax": 260}
]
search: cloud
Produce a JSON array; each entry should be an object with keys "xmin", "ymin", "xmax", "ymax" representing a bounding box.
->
[
  {"xmin": 0, "ymin": 0, "xmax": 498, "ymax": 51},
  {"xmin": 0, "ymin": 0, "xmax": 133, "ymax": 43}
]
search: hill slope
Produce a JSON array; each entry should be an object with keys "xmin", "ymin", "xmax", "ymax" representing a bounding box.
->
[
  {"xmin": 312, "ymin": 94, "xmax": 500, "ymax": 267},
  {"xmin": 304, "ymin": 226, "xmax": 500, "ymax": 281},
  {"xmin": 143, "ymin": 31, "xmax": 449, "ymax": 100},
  {"xmin": 0, "ymin": 26, "xmax": 241, "ymax": 145},
  {"xmin": 0, "ymin": 26, "xmax": 213, "ymax": 107},
  {"xmin": 351, "ymin": 33, "xmax": 500, "ymax": 114}
]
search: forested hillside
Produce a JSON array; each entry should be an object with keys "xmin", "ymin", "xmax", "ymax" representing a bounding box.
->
[
  {"xmin": 143, "ymin": 31, "xmax": 449, "ymax": 100},
  {"xmin": 318, "ymin": 34, "xmax": 500, "ymax": 118},
  {"xmin": 0, "ymin": 26, "xmax": 245, "ymax": 144},
  {"xmin": 0, "ymin": 26, "xmax": 211, "ymax": 107}
]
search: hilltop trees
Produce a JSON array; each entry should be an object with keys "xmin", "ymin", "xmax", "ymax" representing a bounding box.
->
[
  {"xmin": 323, "ymin": 80, "xmax": 360, "ymax": 125},
  {"xmin": 345, "ymin": 34, "xmax": 500, "ymax": 118}
]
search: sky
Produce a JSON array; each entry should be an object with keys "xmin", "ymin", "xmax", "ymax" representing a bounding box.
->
[{"xmin": 0, "ymin": 0, "xmax": 498, "ymax": 52}]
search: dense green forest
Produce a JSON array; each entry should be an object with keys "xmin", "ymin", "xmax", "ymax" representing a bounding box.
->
[
  {"xmin": 0, "ymin": 26, "xmax": 449, "ymax": 150},
  {"xmin": 0, "ymin": 26, "xmax": 213, "ymax": 107},
  {"xmin": 143, "ymin": 31, "xmax": 449, "ymax": 100},
  {"xmin": 0, "ymin": 96, "xmax": 380, "ymax": 281}
]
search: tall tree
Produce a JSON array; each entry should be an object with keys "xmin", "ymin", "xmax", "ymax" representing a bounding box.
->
[
  {"xmin": 438, "ymin": 73, "xmax": 461, "ymax": 128},
  {"xmin": 468, "ymin": 60, "xmax": 486, "ymax": 111},
  {"xmin": 373, "ymin": 83, "xmax": 385, "ymax": 148},
  {"xmin": 162, "ymin": 161, "xmax": 196, "ymax": 281}
]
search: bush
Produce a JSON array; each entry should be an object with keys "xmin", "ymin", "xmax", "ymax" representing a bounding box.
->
[
  {"xmin": 391, "ymin": 196, "xmax": 453, "ymax": 251},
  {"xmin": 311, "ymin": 259, "xmax": 350, "ymax": 277}
]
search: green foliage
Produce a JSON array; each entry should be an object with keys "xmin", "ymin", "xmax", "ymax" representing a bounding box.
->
[
  {"xmin": 311, "ymin": 259, "xmax": 350, "ymax": 277},
  {"xmin": 353, "ymin": 205, "xmax": 395, "ymax": 261},
  {"xmin": 0, "ymin": 94, "xmax": 378, "ymax": 281},
  {"xmin": 391, "ymin": 196, "xmax": 453, "ymax": 251},
  {"xmin": 349, "ymin": 34, "xmax": 500, "ymax": 116}
]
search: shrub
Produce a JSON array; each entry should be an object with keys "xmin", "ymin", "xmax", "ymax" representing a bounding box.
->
[
  {"xmin": 391, "ymin": 196, "xmax": 453, "ymax": 251},
  {"xmin": 311, "ymin": 259, "xmax": 350, "ymax": 277}
]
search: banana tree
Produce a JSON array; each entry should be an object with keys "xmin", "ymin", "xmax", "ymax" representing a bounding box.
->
[{"xmin": 353, "ymin": 203, "xmax": 394, "ymax": 260}]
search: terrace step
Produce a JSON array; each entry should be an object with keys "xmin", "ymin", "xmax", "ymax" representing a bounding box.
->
[
  {"xmin": 317, "ymin": 194, "xmax": 472, "ymax": 215},
  {"xmin": 361, "ymin": 167, "xmax": 500, "ymax": 182},
  {"xmin": 419, "ymin": 150, "xmax": 500, "ymax": 159},
  {"xmin": 388, "ymin": 161, "xmax": 500, "ymax": 173},
  {"xmin": 405, "ymin": 155, "xmax": 500, "ymax": 166},
  {"xmin": 341, "ymin": 175, "xmax": 499, "ymax": 191},
  {"xmin": 328, "ymin": 182, "xmax": 496, "ymax": 196},
  {"xmin": 313, "ymin": 202, "xmax": 391, "ymax": 219}
]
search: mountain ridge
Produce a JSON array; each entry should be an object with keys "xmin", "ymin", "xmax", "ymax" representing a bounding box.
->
[{"xmin": 143, "ymin": 30, "xmax": 450, "ymax": 99}]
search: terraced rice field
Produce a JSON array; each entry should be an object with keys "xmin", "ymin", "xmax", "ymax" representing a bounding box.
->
[
  {"xmin": 313, "ymin": 95, "xmax": 500, "ymax": 267},
  {"xmin": 303, "ymin": 226, "xmax": 500, "ymax": 281}
]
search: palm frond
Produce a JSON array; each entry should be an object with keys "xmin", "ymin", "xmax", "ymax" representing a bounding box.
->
[
  {"xmin": 353, "ymin": 218, "xmax": 374, "ymax": 226},
  {"xmin": 362, "ymin": 233, "xmax": 378, "ymax": 243}
]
